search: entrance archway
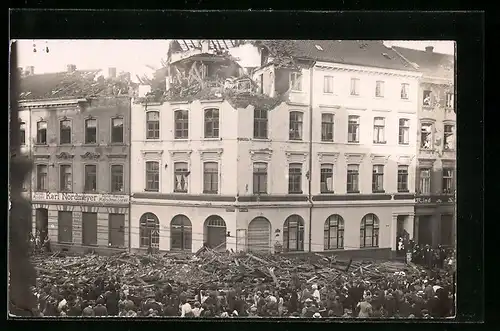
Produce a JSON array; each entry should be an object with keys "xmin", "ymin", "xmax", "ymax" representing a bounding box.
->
[
  {"xmin": 248, "ymin": 217, "xmax": 271, "ymax": 252},
  {"xmin": 204, "ymin": 215, "xmax": 226, "ymax": 251},
  {"xmin": 35, "ymin": 208, "xmax": 48, "ymax": 240}
]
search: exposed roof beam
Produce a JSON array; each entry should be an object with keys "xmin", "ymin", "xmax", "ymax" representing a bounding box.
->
[{"xmin": 182, "ymin": 40, "xmax": 189, "ymax": 50}]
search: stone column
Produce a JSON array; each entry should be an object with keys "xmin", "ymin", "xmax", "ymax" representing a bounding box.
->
[
  {"xmin": 31, "ymin": 208, "xmax": 37, "ymax": 236},
  {"xmin": 406, "ymin": 213, "xmax": 415, "ymax": 240},
  {"xmin": 73, "ymin": 211, "xmax": 82, "ymax": 245}
]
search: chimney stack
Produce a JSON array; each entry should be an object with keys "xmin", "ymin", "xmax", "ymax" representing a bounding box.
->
[
  {"xmin": 201, "ymin": 40, "xmax": 210, "ymax": 53},
  {"xmin": 425, "ymin": 46, "xmax": 434, "ymax": 53},
  {"xmin": 108, "ymin": 67, "xmax": 117, "ymax": 79},
  {"xmin": 25, "ymin": 66, "xmax": 35, "ymax": 76},
  {"xmin": 67, "ymin": 64, "xmax": 77, "ymax": 73}
]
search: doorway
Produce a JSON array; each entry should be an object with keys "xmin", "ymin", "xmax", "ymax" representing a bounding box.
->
[
  {"xmin": 418, "ymin": 215, "xmax": 433, "ymax": 246},
  {"xmin": 35, "ymin": 208, "xmax": 48, "ymax": 240}
]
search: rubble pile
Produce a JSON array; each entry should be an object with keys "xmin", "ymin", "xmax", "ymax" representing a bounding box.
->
[{"xmin": 31, "ymin": 248, "xmax": 423, "ymax": 300}]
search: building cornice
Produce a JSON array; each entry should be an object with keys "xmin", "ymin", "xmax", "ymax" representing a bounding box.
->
[
  {"xmin": 19, "ymin": 98, "xmax": 88, "ymax": 109},
  {"xmin": 314, "ymin": 62, "xmax": 422, "ymax": 79}
]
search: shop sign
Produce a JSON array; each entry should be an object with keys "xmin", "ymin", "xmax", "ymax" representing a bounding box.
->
[
  {"xmin": 32, "ymin": 192, "xmax": 129, "ymax": 204},
  {"xmin": 415, "ymin": 195, "xmax": 455, "ymax": 204}
]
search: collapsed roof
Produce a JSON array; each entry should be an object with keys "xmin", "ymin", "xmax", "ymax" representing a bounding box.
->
[{"xmin": 392, "ymin": 46, "xmax": 455, "ymax": 80}]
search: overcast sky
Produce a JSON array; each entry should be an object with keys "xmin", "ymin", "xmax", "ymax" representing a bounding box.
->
[{"xmin": 14, "ymin": 40, "xmax": 455, "ymax": 82}]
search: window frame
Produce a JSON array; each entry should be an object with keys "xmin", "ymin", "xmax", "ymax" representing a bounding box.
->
[
  {"xmin": 347, "ymin": 115, "xmax": 360, "ymax": 143},
  {"xmin": 375, "ymin": 80, "xmax": 384, "ymax": 98},
  {"xmin": 445, "ymin": 92, "xmax": 454, "ymax": 108},
  {"xmin": 400, "ymin": 83, "xmax": 410, "ymax": 100},
  {"xmin": 290, "ymin": 71, "xmax": 303, "ymax": 92},
  {"xmin": 373, "ymin": 117, "xmax": 386, "ymax": 144},
  {"xmin": 36, "ymin": 120, "xmax": 48, "ymax": 145},
  {"xmin": 110, "ymin": 164, "xmax": 124, "ymax": 193},
  {"xmin": 289, "ymin": 111, "xmax": 303, "ymax": 141},
  {"xmin": 83, "ymin": 164, "xmax": 98, "ymax": 192},
  {"xmin": 360, "ymin": 213, "xmax": 380, "ymax": 248},
  {"xmin": 36, "ymin": 163, "xmax": 49, "ymax": 191},
  {"xmin": 350, "ymin": 78, "xmax": 360, "ymax": 96},
  {"xmin": 288, "ymin": 163, "xmax": 303, "ymax": 194},
  {"xmin": 59, "ymin": 119, "xmax": 72, "ymax": 145},
  {"xmin": 84, "ymin": 118, "xmax": 98, "ymax": 145},
  {"xmin": 203, "ymin": 161, "xmax": 219, "ymax": 194},
  {"xmin": 419, "ymin": 168, "xmax": 432, "ymax": 195},
  {"xmin": 204, "ymin": 108, "xmax": 220, "ymax": 139},
  {"xmin": 372, "ymin": 164, "xmax": 385, "ymax": 193},
  {"xmin": 145, "ymin": 161, "xmax": 160, "ymax": 192},
  {"xmin": 423, "ymin": 89, "xmax": 432, "ymax": 107},
  {"xmin": 170, "ymin": 215, "xmax": 193, "ymax": 251},
  {"xmin": 346, "ymin": 164, "xmax": 360, "ymax": 193},
  {"xmin": 146, "ymin": 111, "xmax": 160, "ymax": 140},
  {"xmin": 57, "ymin": 211, "xmax": 73, "ymax": 244},
  {"xmin": 323, "ymin": 75, "xmax": 334, "ymax": 94},
  {"xmin": 20, "ymin": 121, "xmax": 26, "ymax": 145},
  {"xmin": 252, "ymin": 162, "xmax": 268, "ymax": 194},
  {"xmin": 110, "ymin": 116, "xmax": 124, "ymax": 144},
  {"xmin": 443, "ymin": 124, "xmax": 455, "ymax": 151},
  {"xmin": 398, "ymin": 118, "xmax": 410, "ymax": 145},
  {"xmin": 139, "ymin": 213, "xmax": 160, "ymax": 249},
  {"xmin": 420, "ymin": 122, "xmax": 434, "ymax": 150},
  {"xmin": 321, "ymin": 113, "xmax": 334, "ymax": 142},
  {"xmin": 442, "ymin": 168, "xmax": 454, "ymax": 194},
  {"xmin": 320, "ymin": 163, "xmax": 334, "ymax": 194},
  {"xmin": 174, "ymin": 109, "xmax": 189, "ymax": 140},
  {"xmin": 324, "ymin": 214, "xmax": 345, "ymax": 250},
  {"xmin": 174, "ymin": 161, "xmax": 189, "ymax": 193},
  {"xmin": 59, "ymin": 164, "xmax": 73, "ymax": 192},
  {"xmin": 397, "ymin": 165, "xmax": 409, "ymax": 193},
  {"xmin": 283, "ymin": 215, "xmax": 305, "ymax": 252},
  {"xmin": 253, "ymin": 108, "xmax": 269, "ymax": 140}
]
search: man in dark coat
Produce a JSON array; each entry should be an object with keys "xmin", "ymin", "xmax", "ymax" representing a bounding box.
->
[{"xmin": 93, "ymin": 297, "xmax": 108, "ymax": 316}]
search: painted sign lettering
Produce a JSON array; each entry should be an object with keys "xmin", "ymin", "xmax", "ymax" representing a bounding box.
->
[{"xmin": 32, "ymin": 192, "xmax": 129, "ymax": 204}]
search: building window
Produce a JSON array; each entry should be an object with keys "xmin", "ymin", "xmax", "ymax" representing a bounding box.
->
[
  {"xmin": 372, "ymin": 165, "xmax": 384, "ymax": 193},
  {"xmin": 171, "ymin": 215, "xmax": 192, "ymax": 251},
  {"xmin": 442, "ymin": 168, "xmax": 454, "ymax": 194},
  {"xmin": 290, "ymin": 72, "xmax": 303, "ymax": 92},
  {"xmin": 259, "ymin": 73, "xmax": 264, "ymax": 94},
  {"xmin": 350, "ymin": 78, "xmax": 360, "ymax": 96},
  {"xmin": 36, "ymin": 164, "xmax": 48, "ymax": 191},
  {"xmin": 111, "ymin": 117, "xmax": 124, "ymax": 143},
  {"xmin": 253, "ymin": 162, "xmax": 268, "ymax": 194},
  {"xmin": 321, "ymin": 113, "xmax": 334, "ymax": 142},
  {"xmin": 348, "ymin": 115, "xmax": 360, "ymax": 143},
  {"xmin": 446, "ymin": 93, "xmax": 454, "ymax": 108},
  {"xmin": 146, "ymin": 111, "xmax": 160, "ymax": 139},
  {"xmin": 288, "ymin": 163, "xmax": 302, "ymax": 194},
  {"xmin": 360, "ymin": 214, "xmax": 379, "ymax": 248},
  {"xmin": 283, "ymin": 215, "xmax": 304, "ymax": 252},
  {"xmin": 84, "ymin": 165, "xmax": 97, "ymax": 192},
  {"xmin": 420, "ymin": 123, "xmax": 433, "ymax": 149},
  {"xmin": 253, "ymin": 109, "xmax": 268, "ymax": 139},
  {"xmin": 419, "ymin": 168, "xmax": 431, "ymax": 195},
  {"xmin": 36, "ymin": 121, "xmax": 47, "ymax": 144},
  {"xmin": 401, "ymin": 83, "xmax": 409, "ymax": 99},
  {"xmin": 320, "ymin": 164, "xmax": 334, "ymax": 193},
  {"xmin": 139, "ymin": 213, "xmax": 160, "ymax": 249},
  {"xmin": 174, "ymin": 110, "xmax": 189, "ymax": 139},
  {"xmin": 20, "ymin": 122, "xmax": 26, "ymax": 145},
  {"xmin": 82, "ymin": 212, "xmax": 98, "ymax": 246},
  {"xmin": 423, "ymin": 90, "xmax": 432, "ymax": 106},
  {"xmin": 373, "ymin": 117, "xmax": 386, "ymax": 143},
  {"xmin": 84, "ymin": 118, "xmax": 97, "ymax": 144},
  {"xmin": 174, "ymin": 162, "xmax": 189, "ymax": 193},
  {"xmin": 444, "ymin": 124, "xmax": 455, "ymax": 150},
  {"xmin": 399, "ymin": 119, "xmax": 410, "ymax": 145},
  {"xmin": 59, "ymin": 119, "xmax": 71, "ymax": 144},
  {"xmin": 347, "ymin": 164, "xmax": 359, "ymax": 193},
  {"xmin": 59, "ymin": 164, "xmax": 72, "ymax": 192},
  {"xmin": 111, "ymin": 164, "xmax": 124, "ymax": 192},
  {"xmin": 397, "ymin": 165, "xmax": 409, "ymax": 192},
  {"xmin": 203, "ymin": 162, "xmax": 219, "ymax": 194},
  {"xmin": 204, "ymin": 108, "xmax": 220, "ymax": 138},
  {"xmin": 145, "ymin": 161, "xmax": 159, "ymax": 192},
  {"xmin": 323, "ymin": 76, "xmax": 334, "ymax": 93},
  {"xmin": 324, "ymin": 215, "xmax": 344, "ymax": 250},
  {"xmin": 57, "ymin": 211, "xmax": 73, "ymax": 244},
  {"xmin": 289, "ymin": 111, "xmax": 303, "ymax": 140},
  {"xmin": 375, "ymin": 81, "xmax": 384, "ymax": 97}
]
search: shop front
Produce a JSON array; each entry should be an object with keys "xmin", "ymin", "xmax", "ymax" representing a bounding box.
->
[{"xmin": 414, "ymin": 195, "xmax": 456, "ymax": 247}]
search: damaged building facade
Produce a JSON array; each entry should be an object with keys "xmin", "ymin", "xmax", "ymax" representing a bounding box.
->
[
  {"xmin": 20, "ymin": 65, "xmax": 134, "ymax": 253},
  {"xmin": 130, "ymin": 40, "xmax": 422, "ymax": 258},
  {"xmin": 393, "ymin": 46, "xmax": 456, "ymax": 248}
]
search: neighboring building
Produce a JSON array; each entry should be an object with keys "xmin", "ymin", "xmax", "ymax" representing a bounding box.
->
[
  {"xmin": 393, "ymin": 46, "xmax": 456, "ymax": 248},
  {"xmin": 20, "ymin": 65, "xmax": 134, "ymax": 253},
  {"xmin": 130, "ymin": 40, "xmax": 422, "ymax": 259}
]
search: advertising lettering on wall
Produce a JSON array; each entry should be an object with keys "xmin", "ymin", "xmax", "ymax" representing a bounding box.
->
[
  {"xmin": 32, "ymin": 192, "xmax": 129, "ymax": 205},
  {"xmin": 415, "ymin": 195, "xmax": 455, "ymax": 204}
]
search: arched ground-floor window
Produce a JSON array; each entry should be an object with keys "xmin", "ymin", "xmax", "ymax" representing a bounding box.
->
[
  {"xmin": 283, "ymin": 215, "xmax": 304, "ymax": 252},
  {"xmin": 171, "ymin": 214, "xmax": 192, "ymax": 251},
  {"xmin": 204, "ymin": 215, "xmax": 226, "ymax": 251},
  {"xmin": 360, "ymin": 213, "xmax": 379, "ymax": 248},
  {"xmin": 140, "ymin": 213, "xmax": 160, "ymax": 249},
  {"xmin": 248, "ymin": 217, "xmax": 271, "ymax": 252},
  {"xmin": 324, "ymin": 214, "xmax": 344, "ymax": 250}
]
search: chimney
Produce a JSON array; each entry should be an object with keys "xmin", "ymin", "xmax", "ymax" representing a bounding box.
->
[
  {"xmin": 201, "ymin": 40, "xmax": 210, "ymax": 53},
  {"xmin": 108, "ymin": 67, "xmax": 117, "ymax": 79},
  {"xmin": 25, "ymin": 66, "xmax": 35, "ymax": 75},
  {"xmin": 67, "ymin": 64, "xmax": 77, "ymax": 73},
  {"xmin": 425, "ymin": 46, "xmax": 434, "ymax": 53}
]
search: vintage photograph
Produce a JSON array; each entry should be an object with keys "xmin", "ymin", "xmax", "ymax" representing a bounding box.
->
[{"xmin": 10, "ymin": 39, "xmax": 456, "ymax": 318}]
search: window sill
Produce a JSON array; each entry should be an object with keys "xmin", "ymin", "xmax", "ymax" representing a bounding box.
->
[
  {"xmin": 324, "ymin": 248, "xmax": 344, "ymax": 251},
  {"xmin": 83, "ymin": 244, "xmax": 99, "ymax": 247},
  {"xmin": 34, "ymin": 143, "xmax": 48, "ymax": 146},
  {"xmin": 252, "ymin": 138, "xmax": 270, "ymax": 142},
  {"xmin": 422, "ymin": 105, "xmax": 434, "ymax": 109},
  {"xmin": 399, "ymin": 142, "xmax": 410, "ymax": 146},
  {"xmin": 290, "ymin": 90, "xmax": 305, "ymax": 94},
  {"xmin": 374, "ymin": 96, "xmax": 384, "ymax": 99},
  {"xmin": 82, "ymin": 143, "xmax": 99, "ymax": 147},
  {"xmin": 320, "ymin": 140, "xmax": 335, "ymax": 144},
  {"xmin": 322, "ymin": 92, "xmax": 336, "ymax": 96},
  {"xmin": 203, "ymin": 137, "xmax": 222, "ymax": 141},
  {"xmin": 173, "ymin": 191, "xmax": 188, "ymax": 194},
  {"xmin": 373, "ymin": 141, "xmax": 387, "ymax": 145},
  {"xmin": 288, "ymin": 139, "xmax": 305, "ymax": 143},
  {"xmin": 397, "ymin": 190, "xmax": 410, "ymax": 193},
  {"xmin": 320, "ymin": 191, "xmax": 335, "ymax": 194},
  {"xmin": 419, "ymin": 148, "xmax": 435, "ymax": 152},
  {"xmin": 145, "ymin": 138, "xmax": 161, "ymax": 141},
  {"xmin": 443, "ymin": 149, "xmax": 455, "ymax": 152},
  {"xmin": 173, "ymin": 138, "xmax": 189, "ymax": 141},
  {"xmin": 400, "ymin": 98, "xmax": 410, "ymax": 102},
  {"xmin": 202, "ymin": 191, "xmax": 219, "ymax": 195},
  {"xmin": 109, "ymin": 142, "xmax": 126, "ymax": 146},
  {"xmin": 349, "ymin": 94, "xmax": 360, "ymax": 97},
  {"xmin": 110, "ymin": 192, "xmax": 127, "ymax": 195},
  {"xmin": 347, "ymin": 141, "xmax": 360, "ymax": 144},
  {"xmin": 59, "ymin": 142, "xmax": 72, "ymax": 146},
  {"xmin": 144, "ymin": 189, "xmax": 160, "ymax": 193},
  {"xmin": 253, "ymin": 192, "xmax": 268, "ymax": 195},
  {"xmin": 372, "ymin": 190, "xmax": 385, "ymax": 194},
  {"xmin": 359, "ymin": 246, "xmax": 379, "ymax": 249},
  {"xmin": 347, "ymin": 191, "xmax": 360, "ymax": 194},
  {"xmin": 288, "ymin": 191, "xmax": 303, "ymax": 195}
]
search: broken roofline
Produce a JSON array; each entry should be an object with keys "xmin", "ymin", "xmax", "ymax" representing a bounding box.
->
[{"xmin": 18, "ymin": 95, "xmax": 131, "ymax": 108}]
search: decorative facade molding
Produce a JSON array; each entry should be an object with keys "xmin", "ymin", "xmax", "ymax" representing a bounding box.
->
[
  {"xmin": 107, "ymin": 154, "xmax": 128, "ymax": 159},
  {"xmin": 33, "ymin": 154, "xmax": 51, "ymax": 159},
  {"xmin": 345, "ymin": 107, "xmax": 367, "ymax": 112},
  {"xmin": 370, "ymin": 154, "xmax": 390, "ymax": 165},
  {"xmin": 418, "ymin": 158, "xmax": 436, "ymax": 168},
  {"xmin": 318, "ymin": 104, "xmax": 341, "ymax": 109},
  {"xmin": 81, "ymin": 152, "xmax": 101, "ymax": 160},
  {"xmin": 19, "ymin": 98, "xmax": 87, "ymax": 109},
  {"xmin": 317, "ymin": 152, "xmax": 340, "ymax": 164},
  {"xmin": 249, "ymin": 149, "xmax": 273, "ymax": 162},
  {"xmin": 345, "ymin": 153, "xmax": 365, "ymax": 164},
  {"xmin": 314, "ymin": 62, "xmax": 422, "ymax": 79},
  {"xmin": 441, "ymin": 159, "xmax": 456, "ymax": 168},
  {"xmin": 169, "ymin": 150, "xmax": 193, "ymax": 162},
  {"xmin": 285, "ymin": 151, "xmax": 308, "ymax": 163},
  {"xmin": 397, "ymin": 155, "xmax": 415, "ymax": 165},
  {"xmin": 55, "ymin": 152, "xmax": 75, "ymax": 160},
  {"xmin": 200, "ymin": 148, "xmax": 223, "ymax": 161}
]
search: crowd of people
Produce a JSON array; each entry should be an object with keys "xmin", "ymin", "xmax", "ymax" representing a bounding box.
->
[{"xmin": 30, "ymin": 244, "xmax": 456, "ymax": 318}]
